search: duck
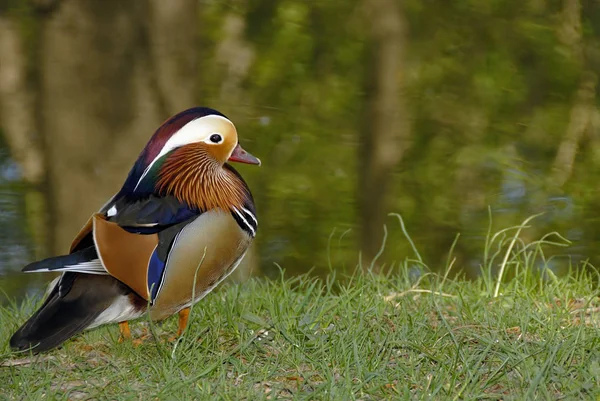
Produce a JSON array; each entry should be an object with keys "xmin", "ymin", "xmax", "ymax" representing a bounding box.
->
[{"xmin": 10, "ymin": 107, "xmax": 260, "ymax": 353}]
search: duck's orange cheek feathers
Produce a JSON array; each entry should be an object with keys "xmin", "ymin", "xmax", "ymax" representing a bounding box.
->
[
  {"xmin": 155, "ymin": 144, "xmax": 248, "ymax": 212},
  {"xmin": 212, "ymin": 142, "xmax": 236, "ymax": 164}
]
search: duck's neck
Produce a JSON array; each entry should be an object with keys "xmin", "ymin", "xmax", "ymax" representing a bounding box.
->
[{"xmin": 156, "ymin": 145, "xmax": 250, "ymax": 213}]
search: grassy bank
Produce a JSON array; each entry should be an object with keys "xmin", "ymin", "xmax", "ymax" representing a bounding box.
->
[{"xmin": 1, "ymin": 220, "xmax": 600, "ymax": 399}]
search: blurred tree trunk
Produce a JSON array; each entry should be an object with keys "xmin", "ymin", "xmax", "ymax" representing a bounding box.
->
[
  {"xmin": 552, "ymin": 0, "xmax": 597, "ymax": 186},
  {"xmin": 359, "ymin": 0, "xmax": 410, "ymax": 271},
  {"xmin": 215, "ymin": 13, "xmax": 254, "ymax": 110},
  {"xmin": 0, "ymin": 0, "xmax": 199, "ymax": 255}
]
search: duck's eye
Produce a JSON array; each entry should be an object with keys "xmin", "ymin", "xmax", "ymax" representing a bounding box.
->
[{"xmin": 209, "ymin": 134, "xmax": 222, "ymax": 144}]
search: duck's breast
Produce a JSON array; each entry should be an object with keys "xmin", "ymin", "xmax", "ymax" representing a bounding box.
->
[{"xmin": 149, "ymin": 209, "xmax": 251, "ymax": 320}]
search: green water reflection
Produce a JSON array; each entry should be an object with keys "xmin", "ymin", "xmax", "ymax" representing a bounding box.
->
[
  {"xmin": 2, "ymin": 0, "xmax": 600, "ymax": 303},
  {"xmin": 0, "ymin": 140, "xmax": 597, "ymax": 303}
]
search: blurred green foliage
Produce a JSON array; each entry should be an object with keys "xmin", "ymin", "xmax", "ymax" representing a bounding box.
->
[
  {"xmin": 198, "ymin": 0, "xmax": 600, "ymax": 277},
  {"xmin": 1, "ymin": 0, "xmax": 600, "ymax": 291}
]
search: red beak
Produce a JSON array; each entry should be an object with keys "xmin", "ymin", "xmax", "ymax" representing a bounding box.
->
[{"xmin": 228, "ymin": 143, "xmax": 261, "ymax": 165}]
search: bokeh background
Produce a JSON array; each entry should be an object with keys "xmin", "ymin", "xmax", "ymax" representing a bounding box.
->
[{"xmin": 1, "ymin": 0, "xmax": 600, "ymax": 301}]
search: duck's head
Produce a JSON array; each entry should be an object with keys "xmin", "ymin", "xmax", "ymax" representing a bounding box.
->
[
  {"xmin": 150, "ymin": 111, "xmax": 260, "ymax": 167},
  {"xmin": 143, "ymin": 107, "xmax": 259, "ymax": 171},
  {"xmin": 123, "ymin": 107, "xmax": 260, "ymax": 210}
]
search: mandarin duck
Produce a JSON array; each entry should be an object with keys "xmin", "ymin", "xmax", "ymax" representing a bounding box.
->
[{"xmin": 10, "ymin": 107, "xmax": 260, "ymax": 353}]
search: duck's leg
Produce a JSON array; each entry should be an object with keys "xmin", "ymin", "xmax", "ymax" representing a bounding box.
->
[
  {"xmin": 119, "ymin": 321, "xmax": 150, "ymax": 346},
  {"xmin": 168, "ymin": 308, "xmax": 191, "ymax": 342},
  {"xmin": 177, "ymin": 307, "xmax": 191, "ymax": 337},
  {"xmin": 118, "ymin": 321, "xmax": 131, "ymax": 342}
]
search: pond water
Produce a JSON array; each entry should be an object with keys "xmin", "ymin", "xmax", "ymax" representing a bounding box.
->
[
  {"xmin": 0, "ymin": 147, "xmax": 44, "ymax": 302},
  {"xmin": 1, "ymin": 138, "xmax": 598, "ymax": 305},
  {"xmin": 3, "ymin": 0, "xmax": 600, "ymax": 305}
]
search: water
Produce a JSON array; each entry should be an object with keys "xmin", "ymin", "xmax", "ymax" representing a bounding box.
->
[
  {"xmin": 2, "ymin": 0, "xmax": 599, "ymax": 301},
  {"xmin": 0, "ymin": 146, "xmax": 43, "ymax": 302},
  {"xmin": 0, "ymin": 139, "xmax": 597, "ymax": 304}
]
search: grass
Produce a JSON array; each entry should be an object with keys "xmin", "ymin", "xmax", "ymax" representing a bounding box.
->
[{"xmin": 1, "ymin": 217, "xmax": 600, "ymax": 400}]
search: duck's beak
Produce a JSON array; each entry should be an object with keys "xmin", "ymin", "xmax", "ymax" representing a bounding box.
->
[{"xmin": 228, "ymin": 144, "xmax": 261, "ymax": 166}]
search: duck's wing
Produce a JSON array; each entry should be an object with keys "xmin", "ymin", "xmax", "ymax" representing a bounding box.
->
[
  {"xmin": 69, "ymin": 194, "xmax": 198, "ymax": 252},
  {"xmin": 22, "ymin": 246, "xmax": 105, "ymax": 274},
  {"xmin": 26, "ymin": 195, "xmax": 200, "ymax": 303}
]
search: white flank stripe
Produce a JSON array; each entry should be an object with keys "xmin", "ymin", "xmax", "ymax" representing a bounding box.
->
[
  {"xmin": 241, "ymin": 207, "xmax": 258, "ymax": 225},
  {"xmin": 233, "ymin": 207, "xmax": 255, "ymax": 236}
]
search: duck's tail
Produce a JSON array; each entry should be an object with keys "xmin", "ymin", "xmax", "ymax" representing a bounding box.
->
[{"xmin": 10, "ymin": 272, "xmax": 138, "ymax": 353}]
